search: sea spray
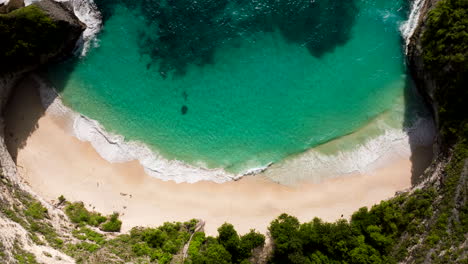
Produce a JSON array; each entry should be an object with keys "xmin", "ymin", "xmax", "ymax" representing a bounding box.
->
[
  {"xmin": 66, "ymin": 0, "xmax": 102, "ymax": 56},
  {"xmin": 400, "ymin": 0, "xmax": 427, "ymax": 48},
  {"xmin": 24, "ymin": 0, "xmax": 102, "ymax": 56},
  {"xmin": 264, "ymin": 117, "xmax": 435, "ymax": 185}
]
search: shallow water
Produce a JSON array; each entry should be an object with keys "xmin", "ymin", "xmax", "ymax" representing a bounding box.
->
[{"xmin": 49, "ymin": 0, "xmax": 418, "ymax": 174}]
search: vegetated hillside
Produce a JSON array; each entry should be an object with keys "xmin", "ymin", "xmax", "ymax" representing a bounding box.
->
[
  {"xmin": 0, "ymin": 0, "xmax": 466, "ymax": 263},
  {"xmin": 0, "ymin": 1, "xmax": 84, "ymax": 73}
]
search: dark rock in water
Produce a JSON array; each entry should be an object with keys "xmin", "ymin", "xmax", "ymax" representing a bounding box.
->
[{"xmin": 181, "ymin": 105, "xmax": 188, "ymax": 115}]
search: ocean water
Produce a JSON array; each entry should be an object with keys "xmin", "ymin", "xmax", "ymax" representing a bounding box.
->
[{"xmin": 48, "ymin": 0, "xmax": 418, "ymax": 174}]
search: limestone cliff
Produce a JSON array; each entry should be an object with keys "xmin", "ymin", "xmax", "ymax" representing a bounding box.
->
[
  {"xmin": 0, "ymin": 0, "xmax": 85, "ymax": 112},
  {"xmin": 0, "ymin": 2, "xmax": 84, "ymax": 262},
  {"xmin": 407, "ymin": 0, "xmax": 442, "ymax": 150},
  {"xmin": 401, "ymin": 0, "xmax": 468, "ymax": 262},
  {"xmin": 0, "ymin": 0, "xmax": 466, "ymax": 263}
]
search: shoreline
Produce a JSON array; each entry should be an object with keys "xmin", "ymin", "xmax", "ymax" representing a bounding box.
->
[
  {"xmin": 5, "ymin": 75, "xmax": 434, "ymax": 235},
  {"xmin": 34, "ymin": 74, "xmax": 434, "ymax": 185}
]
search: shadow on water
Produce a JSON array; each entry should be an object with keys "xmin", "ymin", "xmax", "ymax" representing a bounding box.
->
[
  {"xmin": 402, "ymin": 69, "xmax": 436, "ymax": 186},
  {"xmin": 4, "ymin": 0, "xmax": 436, "ymax": 188},
  {"xmin": 94, "ymin": 0, "xmax": 358, "ymax": 77}
]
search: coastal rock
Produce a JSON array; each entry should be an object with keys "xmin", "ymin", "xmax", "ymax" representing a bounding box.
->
[
  {"xmin": 0, "ymin": 0, "xmax": 85, "ymax": 182},
  {"xmin": 406, "ymin": 0, "xmax": 441, "ymax": 153}
]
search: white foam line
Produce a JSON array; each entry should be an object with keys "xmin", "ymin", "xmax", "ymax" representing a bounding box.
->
[
  {"xmin": 65, "ymin": 0, "xmax": 102, "ymax": 56},
  {"xmin": 264, "ymin": 115, "xmax": 435, "ymax": 185},
  {"xmin": 24, "ymin": 0, "xmax": 102, "ymax": 56},
  {"xmin": 35, "ymin": 76, "xmax": 244, "ymax": 183},
  {"xmin": 29, "ymin": 0, "xmax": 435, "ymax": 184},
  {"xmin": 400, "ymin": 0, "xmax": 427, "ymax": 50},
  {"xmin": 36, "ymin": 73, "xmax": 435, "ymax": 184}
]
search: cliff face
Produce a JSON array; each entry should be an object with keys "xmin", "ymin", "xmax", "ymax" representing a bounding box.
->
[
  {"xmin": 0, "ymin": 0, "xmax": 85, "ymax": 114},
  {"xmin": 0, "ymin": 2, "xmax": 84, "ymax": 262},
  {"xmin": 0, "ymin": 0, "xmax": 84, "ymax": 181},
  {"xmin": 407, "ymin": 0, "xmax": 468, "ymax": 150},
  {"xmin": 407, "ymin": 0, "xmax": 442, "ymax": 149},
  {"xmin": 402, "ymin": 0, "xmax": 468, "ymax": 262}
]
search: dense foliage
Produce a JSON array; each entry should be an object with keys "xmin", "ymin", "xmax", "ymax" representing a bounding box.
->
[
  {"xmin": 267, "ymin": 188, "xmax": 436, "ymax": 264},
  {"xmin": 187, "ymin": 224, "xmax": 265, "ymax": 264},
  {"xmin": 0, "ymin": 5, "xmax": 70, "ymax": 72},
  {"xmin": 422, "ymin": 0, "xmax": 468, "ymax": 143},
  {"xmin": 64, "ymin": 201, "xmax": 122, "ymax": 232},
  {"xmin": 0, "ymin": 0, "xmax": 466, "ymax": 263}
]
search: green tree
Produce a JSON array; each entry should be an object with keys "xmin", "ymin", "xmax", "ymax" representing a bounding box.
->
[
  {"xmin": 238, "ymin": 230, "xmax": 265, "ymax": 261},
  {"xmin": 204, "ymin": 241, "xmax": 232, "ymax": 264},
  {"xmin": 218, "ymin": 223, "xmax": 240, "ymax": 261}
]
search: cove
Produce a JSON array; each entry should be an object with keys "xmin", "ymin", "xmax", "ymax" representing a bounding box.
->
[{"xmin": 48, "ymin": 0, "xmax": 415, "ymax": 174}]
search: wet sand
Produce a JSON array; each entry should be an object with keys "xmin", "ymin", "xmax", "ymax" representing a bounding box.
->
[{"xmin": 5, "ymin": 77, "xmax": 423, "ymax": 235}]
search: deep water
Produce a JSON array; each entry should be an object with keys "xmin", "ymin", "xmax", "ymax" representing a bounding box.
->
[{"xmin": 49, "ymin": 0, "xmax": 415, "ymax": 173}]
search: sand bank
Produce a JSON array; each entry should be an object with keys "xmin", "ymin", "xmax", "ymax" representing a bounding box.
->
[{"xmin": 5, "ymin": 76, "xmax": 432, "ymax": 235}]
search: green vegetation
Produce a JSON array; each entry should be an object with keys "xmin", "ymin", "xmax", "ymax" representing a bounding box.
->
[
  {"xmin": 422, "ymin": 0, "xmax": 468, "ymax": 144},
  {"xmin": 25, "ymin": 202, "xmax": 48, "ymax": 220},
  {"xmin": 64, "ymin": 201, "xmax": 123, "ymax": 232},
  {"xmin": 267, "ymin": 187, "xmax": 436, "ymax": 264},
  {"xmin": 100, "ymin": 212, "xmax": 122, "ymax": 232},
  {"xmin": 0, "ymin": 4, "xmax": 73, "ymax": 72},
  {"xmin": 10, "ymin": 240, "xmax": 40, "ymax": 264},
  {"xmin": 64, "ymin": 201, "xmax": 107, "ymax": 227},
  {"xmin": 0, "ymin": 0, "xmax": 466, "ymax": 262},
  {"xmin": 186, "ymin": 224, "xmax": 265, "ymax": 264},
  {"xmin": 0, "ymin": 178, "xmax": 63, "ymax": 250}
]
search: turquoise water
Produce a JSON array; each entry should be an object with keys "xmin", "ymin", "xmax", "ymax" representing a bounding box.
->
[{"xmin": 49, "ymin": 0, "xmax": 412, "ymax": 173}]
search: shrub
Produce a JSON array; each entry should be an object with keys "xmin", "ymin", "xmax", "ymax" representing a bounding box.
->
[
  {"xmin": 58, "ymin": 195, "xmax": 66, "ymax": 204},
  {"xmin": 100, "ymin": 212, "xmax": 122, "ymax": 232},
  {"xmin": 0, "ymin": 5, "xmax": 71, "ymax": 72},
  {"xmin": 25, "ymin": 202, "xmax": 47, "ymax": 220},
  {"xmin": 64, "ymin": 202, "xmax": 107, "ymax": 227},
  {"xmin": 238, "ymin": 230, "xmax": 265, "ymax": 260}
]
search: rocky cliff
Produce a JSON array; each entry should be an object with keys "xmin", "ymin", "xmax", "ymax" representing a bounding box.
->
[
  {"xmin": 0, "ymin": 0, "xmax": 466, "ymax": 263},
  {"xmin": 0, "ymin": 0, "xmax": 84, "ymax": 182},
  {"xmin": 402, "ymin": 0, "xmax": 467, "ymax": 262},
  {"xmin": 407, "ymin": 0, "xmax": 442, "ymax": 150},
  {"xmin": 407, "ymin": 0, "xmax": 467, "ymax": 150},
  {"xmin": 0, "ymin": 0, "xmax": 85, "ymax": 112},
  {"xmin": 0, "ymin": 2, "xmax": 84, "ymax": 262}
]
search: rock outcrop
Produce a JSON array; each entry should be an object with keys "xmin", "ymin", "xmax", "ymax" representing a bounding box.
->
[
  {"xmin": 0, "ymin": 0, "xmax": 85, "ymax": 114},
  {"xmin": 0, "ymin": 0, "xmax": 84, "ymax": 180},
  {"xmin": 404, "ymin": 0, "xmax": 468, "ymax": 262},
  {"xmin": 0, "ymin": 2, "xmax": 84, "ymax": 262},
  {"xmin": 407, "ymin": 0, "xmax": 442, "ymax": 150}
]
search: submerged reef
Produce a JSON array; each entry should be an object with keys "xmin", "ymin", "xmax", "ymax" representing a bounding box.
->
[{"xmin": 94, "ymin": 0, "xmax": 358, "ymax": 76}]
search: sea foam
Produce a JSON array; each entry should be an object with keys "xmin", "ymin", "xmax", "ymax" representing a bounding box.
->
[
  {"xmin": 36, "ymin": 74, "xmax": 435, "ymax": 184},
  {"xmin": 400, "ymin": 0, "xmax": 426, "ymax": 49},
  {"xmin": 31, "ymin": 0, "xmax": 435, "ymax": 184},
  {"xmin": 24, "ymin": 0, "xmax": 102, "ymax": 56},
  {"xmin": 35, "ymin": 76, "xmax": 243, "ymax": 183}
]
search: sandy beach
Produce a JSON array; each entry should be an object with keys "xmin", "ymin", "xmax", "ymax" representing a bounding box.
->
[{"xmin": 4, "ymin": 76, "xmax": 431, "ymax": 235}]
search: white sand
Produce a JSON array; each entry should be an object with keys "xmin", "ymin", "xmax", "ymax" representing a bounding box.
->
[{"xmin": 6, "ymin": 77, "xmax": 428, "ymax": 235}]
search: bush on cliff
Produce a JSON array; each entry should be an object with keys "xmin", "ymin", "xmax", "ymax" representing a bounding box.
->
[
  {"xmin": 422, "ymin": 0, "xmax": 468, "ymax": 143},
  {"xmin": 0, "ymin": 5, "xmax": 70, "ymax": 72},
  {"xmin": 100, "ymin": 212, "xmax": 122, "ymax": 232}
]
